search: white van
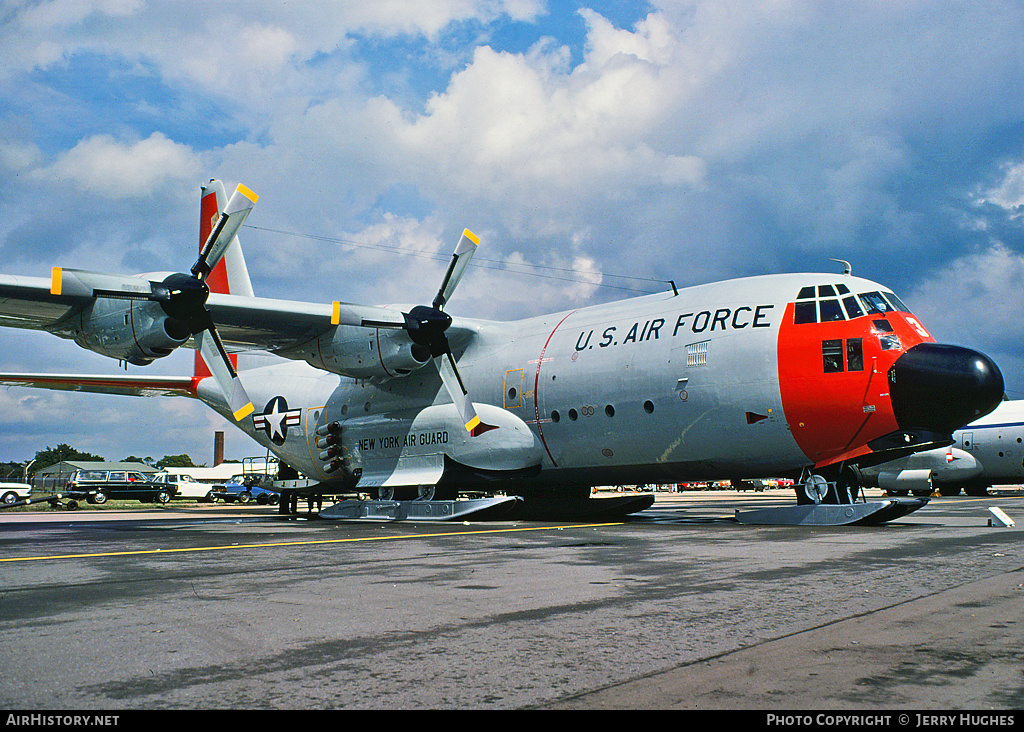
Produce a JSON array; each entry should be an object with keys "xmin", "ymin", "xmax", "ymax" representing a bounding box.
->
[{"xmin": 152, "ymin": 472, "xmax": 215, "ymax": 502}]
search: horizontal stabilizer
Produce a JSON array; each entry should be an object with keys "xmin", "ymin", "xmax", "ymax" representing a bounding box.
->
[{"xmin": 0, "ymin": 373, "xmax": 198, "ymax": 398}]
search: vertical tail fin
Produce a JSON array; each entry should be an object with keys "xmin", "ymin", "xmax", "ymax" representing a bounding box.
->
[
  {"xmin": 195, "ymin": 179, "xmax": 255, "ymax": 381},
  {"xmin": 200, "ymin": 180, "xmax": 255, "ymax": 298}
]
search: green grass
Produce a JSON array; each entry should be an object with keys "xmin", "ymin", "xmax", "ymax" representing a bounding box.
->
[{"xmin": 1, "ymin": 497, "xmax": 210, "ymax": 513}]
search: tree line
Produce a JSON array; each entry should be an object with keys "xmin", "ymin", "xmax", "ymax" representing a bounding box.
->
[{"xmin": 0, "ymin": 444, "xmax": 200, "ymax": 482}]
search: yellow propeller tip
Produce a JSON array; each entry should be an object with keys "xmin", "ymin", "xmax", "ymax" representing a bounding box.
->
[
  {"xmin": 233, "ymin": 403, "xmax": 255, "ymax": 421},
  {"xmin": 236, "ymin": 184, "xmax": 259, "ymax": 202}
]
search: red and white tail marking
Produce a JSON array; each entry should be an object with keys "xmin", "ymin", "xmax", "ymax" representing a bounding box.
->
[{"xmin": 194, "ymin": 180, "xmax": 254, "ymax": 383}]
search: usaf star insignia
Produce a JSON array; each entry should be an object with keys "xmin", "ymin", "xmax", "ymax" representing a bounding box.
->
[{"xmin": 253, "ymin": 396, "xmax": 301, "ymax": 445}]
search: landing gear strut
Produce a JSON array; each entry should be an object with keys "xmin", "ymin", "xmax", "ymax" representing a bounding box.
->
[{"xmin": 795, "ymin": 465, "xmax": 862, "ymax": 505}]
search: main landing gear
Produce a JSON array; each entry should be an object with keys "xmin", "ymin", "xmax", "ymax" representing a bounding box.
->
[{"xmin": 795, "ymin": 465, "xmax": 861, "ymax": 506}]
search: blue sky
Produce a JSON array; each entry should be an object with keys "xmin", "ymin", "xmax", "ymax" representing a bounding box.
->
[{"xmin": 1, "ymin": 0, "xmax": 1024, "ymax": 464}]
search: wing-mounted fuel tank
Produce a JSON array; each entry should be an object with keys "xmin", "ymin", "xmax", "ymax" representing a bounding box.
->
[{"xmin": 315, "ymin": 402, "xmax": 543, "ymax": 491}]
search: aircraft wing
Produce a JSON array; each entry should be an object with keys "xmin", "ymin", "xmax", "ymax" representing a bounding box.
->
[
  {"xmin": 0, "ymin": 274, "xmax": 88, "ymax": 330},
  {"xmin": 0, "ymin": 274, "xmax": 471, "ymax": 358},
  {"xmin": 0, "ymin": 273, "xmax": 417, "ymax": 352},
  {"xmin": 0, "ymin": 373, "xmax": 198, "ymax": 398},
  {"xmin": 204, "ymin": 293, "xmax": 409, "ymax": 351}
]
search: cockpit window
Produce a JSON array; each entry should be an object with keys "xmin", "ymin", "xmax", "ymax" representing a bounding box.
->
[
  {"xmin": 794, "ymin": 284, "xmax": 852, "ymax": 324},
  {"xmin": 795, "ymin": 285, "xmax": 912, "ymax": 325},
  {"xmin": 819, "ymin": 299, "xmax": 844, "ymax": 322},
  {"xmin": 794, "ymin": 300, "xmax": 817, "ymax": 324},
  {"xmin": 880, "ymin": 334, "xmax": 901, "ymax": 350},
  {"xmin": 884, "ymin": 292, "xmax": 910, "ymax": 312},
  {"xmin": 859, "ymin": 291, "xmax": 894, "ymax": 314}
]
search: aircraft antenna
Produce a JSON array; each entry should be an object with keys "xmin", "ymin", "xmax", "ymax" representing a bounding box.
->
[{"xmin": 830, "ymin": 258, "xmax": 852, "ymax": 275}]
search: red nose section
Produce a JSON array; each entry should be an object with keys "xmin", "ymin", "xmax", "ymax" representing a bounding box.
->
[
  {"xmin": 777, "ymin": 301, "xmax": 926, "ymax": 466},
  {"xmin": 778, "ymin": 300, "xmax": 1003, "ymax": 467}
]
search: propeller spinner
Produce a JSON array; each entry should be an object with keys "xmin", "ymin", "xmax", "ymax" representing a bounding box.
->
[
  {"xmin": 361, "ymin": 229, "xmax": 496, "ymax": 437},
  {"xmin": 50, "ymin": 184, "xmax": 259, "ymax": 421}
]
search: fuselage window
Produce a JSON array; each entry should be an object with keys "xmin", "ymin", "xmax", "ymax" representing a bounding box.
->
[
  {"xmin": 819, "ymin": 299, "xmax": 845, "ymax": 322},
  {"xmin": 822, "ymin": 339, "xmax": 844, "ymax": 373},
  {"xmin": 846, "ymin": 338, "xmax": 864, "ymax": 371}
]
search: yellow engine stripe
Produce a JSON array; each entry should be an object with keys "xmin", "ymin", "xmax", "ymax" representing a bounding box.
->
[
  {"xmin": 331, "ymin": 301, "xmax": 341, "ymax": 325},
  {"xmin": 50, "ymin": 267, "xmax": 62, "ymax": 295}
]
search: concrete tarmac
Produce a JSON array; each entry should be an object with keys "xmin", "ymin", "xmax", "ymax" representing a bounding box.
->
[{"xmin": 0, "ymin": 489, "xmax": 1021, "ymax": 710}]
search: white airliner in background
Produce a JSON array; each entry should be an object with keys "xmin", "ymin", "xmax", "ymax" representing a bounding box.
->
[{"xmin": 861, "ymin": 400, "xmax": 1024, "ymax": 496}]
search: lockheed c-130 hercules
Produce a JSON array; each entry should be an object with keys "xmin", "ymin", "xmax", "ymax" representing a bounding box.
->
[{"xmin": 0, "ymin": 181, "xmax": 1005, "ymax": 524}]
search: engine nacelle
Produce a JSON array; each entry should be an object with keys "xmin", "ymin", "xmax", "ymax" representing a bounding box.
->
[
  {"xmin": 290, "ymin": 324, "xmax": 431, "ymax": 380},
  {"xmin": 55, "ymin": 298, "xmax": 190, "ymax": 366}
]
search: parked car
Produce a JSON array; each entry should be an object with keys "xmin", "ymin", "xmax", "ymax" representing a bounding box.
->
[
  {"xmin": 66, "ymin": 469, "xmax": 175, "ymax": 504},
  {"xmin": 210, "ymin": 474, "xmax": 279, "ymax": 505},
  {"xmin": 0, "ymin": 482, "xmax": 33, "ymax": 505},
  {"xmin": 151, "ymin": 472, "xmax": 215, "ymax": 502}
]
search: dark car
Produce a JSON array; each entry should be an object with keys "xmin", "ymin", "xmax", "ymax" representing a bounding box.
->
[{"xmin": 66, "ymin": 469, "xmax": 176, "ymax": 505}]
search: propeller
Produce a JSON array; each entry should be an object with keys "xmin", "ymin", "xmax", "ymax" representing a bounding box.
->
[
  {"xmin": 51, "ymin": 183, "xmax": 259, "ymax": 421},
  {"xmin": 361, "ymin": 229, "xmax": 496, "ymax": 437}
]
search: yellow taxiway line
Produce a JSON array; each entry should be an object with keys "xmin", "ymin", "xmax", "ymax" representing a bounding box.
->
[{"xmin": 0, "ymin": 522, "xmax": 623, "ymax": 563}]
